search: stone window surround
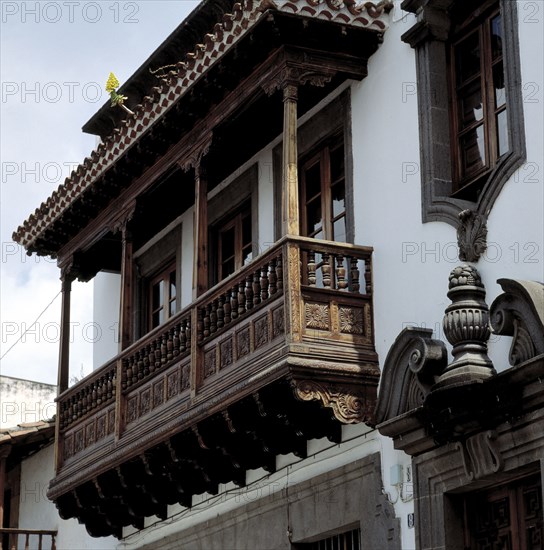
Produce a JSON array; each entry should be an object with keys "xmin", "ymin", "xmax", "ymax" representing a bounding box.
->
[{"xmin": 400, "ymin": 0, "xmax": 526, "ymax": 230}]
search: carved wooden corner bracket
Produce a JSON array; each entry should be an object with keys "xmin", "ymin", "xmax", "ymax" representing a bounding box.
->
[
  {"xmin": 177, "ymin": 131, "xmax": 214, "ymax": 172},
  {"xmin": 261, "ymin": 65, "xmax": 336, "ymax": 97},
  {"xmin": 292, "ymin": 379, "xmax": 374, "ymax": 424}
]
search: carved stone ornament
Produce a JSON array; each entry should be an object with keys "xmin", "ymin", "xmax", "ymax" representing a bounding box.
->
[
  {"xmin": 457, "ymin": 209, "xmax": 488, "ymax": 262},
  {"xmin": 456, "ymin": 430, "xmax": 503, "ymax": 481},
  {"xmin": 490, "ymin": 278, "xmax": 544, "ymax": 366},
  {"xmin": 374, "ymin": 327, "xmax": 447, "ymax": 425},
  {"xmin": 435, "ymin": 265, "xmax": 496, "ymax": 388},
  {"xmin": 293, "ymin": 380, "xmax": 373, "ymax": 424}
]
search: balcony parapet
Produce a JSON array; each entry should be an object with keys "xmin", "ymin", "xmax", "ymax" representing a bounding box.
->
[{"xmin": 49, "ymin": 236, "xmax": 378, "ymax": 537}]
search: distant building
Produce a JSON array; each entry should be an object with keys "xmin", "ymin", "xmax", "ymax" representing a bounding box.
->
[{"xmin": 11, "ymin": 0, "xmax": 544, "ymax": 548}]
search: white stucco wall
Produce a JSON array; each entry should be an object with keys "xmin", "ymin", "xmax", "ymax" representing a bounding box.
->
[
  {"xmin": 19, "ymin": 443, "xmax": 117, "ymax": 550},
  {"xmin": 92, "ymin": 271, "xmax": 121, "ymax": 370},
  {"xmin": 0, "ymin": 376, "xmax": 56, "ymax": 429}
]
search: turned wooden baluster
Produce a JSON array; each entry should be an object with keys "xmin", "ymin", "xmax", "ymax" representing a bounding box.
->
[
  {"xmin": 91, "ymin": 383, "xmax": 97, "ymax": 410},
  {"xmin": 167, "ymin": 329, "xmax": 174, "ymax": 362},
  {"xmin": 322, "ymin": 252, "xmax": 331, "ymax": 288},
  {"xmin": 364, "ymin": 258, "xmax": 372, "ymax": 295},
  {"xmin": 245, "ymin": 275, "xmax": 254, "ymax": 309},
  {"xmin": 159, "ymin": 333, "xmax": 167, "ymax": 365},
  {"xmin": 185, "ymin": 318, "xmax": 191, "ymax": 348},
  {"xmin": 217, "ymin": 296, "xmax": 225, "ymax": 329},
  {"xmin": 260, "ymin": 265, "xmax": 269, "ymax": 301},
  {"xmin": 210, "ymin": 300, "xmax": 218, "ymax": 334},
  {"xmin": 96, "ymin": 378, "xmax": 103, "ymax": 406},
  {"xmin": 173, "ymin": 323, "xmax": 181, "ymax": 356},
  {"xmin": 178, "ymin": 321, "xmax": 186, "ymax": 353},
  {"xmin": 230, "ymin": 287, "xmax": 239, "ymax": 319},
  {"xmin": 349, "ymin": 256, "xmax": 360, "ymax": 293},
  {"xmin": 336, "ymin": 255, "xmax": 348, "ymax": 290},
  {"xmin": 276, "ymin": 256, "xmax": 283, "ymax": 292},
  {"xmin": 307, "ymin": 251, "xmax": 317, "ymax": 286},
  {"xmin": 137, "ymin": 350, "xmax": 145, "ymax": 380},
  {"xmin": 144, "ymin": 344, "xmax": 152, "ymax": 375},
  {"xmin": 197, "ymin": 308, "xmax": 204, "ymax": 342},
  {"xmin": 223, "ymin": 292, "xmax": 232, "ymax": 324},
  {"xmin": 269, "ymin": 259, "xmax": 277, "ymax": 295},
  {"xmin": 253, "ymin": 272, "xmax": 261, "ymax": 306},
  {"xmin": 238, "ymin": 281, "xmax": 246, "ymax": 316},
  {"xmin": 203, "ymin": 305, "xmax": 211, "ymax": 338}
]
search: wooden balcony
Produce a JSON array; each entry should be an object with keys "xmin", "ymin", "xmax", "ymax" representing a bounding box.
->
[
  {"xmin": 0, "ymin": 529, "xmax": 57, "ymax": 550},
  {"xmin": 48, "ymin": 236, "xmax": 379, "ymax": 537}
]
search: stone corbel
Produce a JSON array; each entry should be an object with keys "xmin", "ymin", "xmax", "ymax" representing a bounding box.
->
[
  {"xmin": 457, "ymin": 209, "xmax": 488, "ymax": 262},
  {"xmin": 374, "ymin": 327, "xmax": 447, "ymax": 425},
  {"xmin": 490, "ymin": 278, "xmax": 544, "ymax": 366}
]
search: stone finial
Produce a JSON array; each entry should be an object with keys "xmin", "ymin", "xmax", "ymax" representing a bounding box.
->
[{"xmin": 435, "ymin": 265, "xmax": 496, "ymax": 388}]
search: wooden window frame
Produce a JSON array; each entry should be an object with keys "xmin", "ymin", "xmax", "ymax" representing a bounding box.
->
[
  {"xmin": 449, "ymin": 2, "xmax": 506, "ymax": 199},
  {"xmin": 147, "ymin": 260, "xmax": 177, "ymax": 331},
  {"xmin": 300, "ymin": 132, "xmax": 346, "ymax": 242},
  {"xmin": 214, "ymin": 201, "xmax": 252, "ymax": 283}
]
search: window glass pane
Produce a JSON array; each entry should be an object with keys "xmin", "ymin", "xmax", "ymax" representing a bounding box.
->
[
  {"xmin": 333, "ymin": 216, "xmax": 346, "ymax": 243},
  {"xmin": 306, "ymin": 198, "xmax": 322, "ymax": 236},
  {"xmin": 331, "ymin": 182, "xmax": 345, "ymax": 218},
  {"xmin": 222, "ymin": 258, "xmax": 235, "ymax": 279},
  {"xmin": 497, "ymin": 110, "xmax": 509, "ymax": 157},
  {"xmin": 460, "ymin": 124, "xmax": 485, "ymax": 178},
  {"xmin": 493, "ymin": 61, "xmax": 506, "ymax": 108},
  {"xmin": 330, "ymin": 144, "xmax": 344, "ymax": 183},
  {"xmin": 152, "ymin": 309, "xmax": 163, "ymax": 328},
  {"xmin": 458, "ymin": 79, "xmax": 483, "ymax": 127},
  {"xmin": 242, "ymin": 213, "xmax": 251, "ymax": 248},
  {"xmin": 152, "ymin": 281, "xmax": 163, "ymax": 310},
  {"xmin": 455, "ymin": 31, "xmax": 481, "ymax": 86},
  {"xmin": 169, "ymin": 300, "xmax": 176, "ymax": 317},
  {"xmin": 491, "ymin": 14, "xmax": 503, "ymax": 60},
  {"xmin": 220, "ymin": 226, "xmax": 235, "ymax": 261},
  {"xmin": 304, "ymin": 161, "xmax": 322, "ymax": 201},
  {"xmin": 169, "ymin": 270, "xmax": 176, "ymax": 300}
]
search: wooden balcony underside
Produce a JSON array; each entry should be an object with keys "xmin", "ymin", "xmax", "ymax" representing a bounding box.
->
[{"xmin": 48, "ymin": 236, "xmax": 379, "ymax": 537}]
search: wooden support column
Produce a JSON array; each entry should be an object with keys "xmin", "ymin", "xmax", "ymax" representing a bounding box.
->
[
  {"xmin": 282, "ymin": 82, "xmax": 300, "ymax": 236},
  {"xmin": 0, "ymin": 447, "xmax": 10, "ymax": 527},
  {"xmin": 58, "ymin": 267, "xmax": 75, "ymax": 394},
  {"xmin": 193, "ymin": 163, "xmax": 208, "ymax": 299},
  {"xmin": 119, "ymin": 222, "xmax": 134, "ymax": 351}
]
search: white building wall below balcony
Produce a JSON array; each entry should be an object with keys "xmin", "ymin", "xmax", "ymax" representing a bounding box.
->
[
  {"xmin": 18, "ymin": 444, "xmax": 117, "ymax": 550},
  {"xmin": 92, "ymin": 271, "xmax": 121, "ymax": 371}
]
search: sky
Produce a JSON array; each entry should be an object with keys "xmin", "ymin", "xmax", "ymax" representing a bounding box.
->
[{"xmin": 0, "ymin": 0, "xmax": 199, "ymax": 385}]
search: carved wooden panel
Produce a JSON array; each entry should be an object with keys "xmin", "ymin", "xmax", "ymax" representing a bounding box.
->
[
  {"xmin": 62, "ymin": 404, "xmax": 116, "ymax": 462},
  {"xmin": 204, "ymin": 349, "xmax": 217, "ymax": 379},
  {"xmin": 125, "ymin": 360, "xmax": 191, "ymax": 425},
  {"xmin": 237, "ymin": 327, "xmax": 251, "ymax": 359},
  {"xmin": 220, "ymin": 337, "xmax": 234, "ymax": 370},
  {"xmin": 339, "ymin": 306, "xmax": 365, "ymax": 335},
  {"xmin": 305, "ymin": 302, "xmax": 330, "ymax": 331},
  {"xmin": 272, "ymin": 305, "xmax": 285, "ymax": 338},
  {"xmin": 254, "ymin": 313, "xmax": 269, "ymax": 349}
]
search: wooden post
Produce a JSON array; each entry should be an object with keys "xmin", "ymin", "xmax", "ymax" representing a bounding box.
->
[
  {"xmin": 0, "ymin": 447, "xmax": 10, "ymax": 527},
  {"xmin": 57, "ymin": 269, "xmax": 74, "ymax": 394},
  {"xmin": 193, "ymin": 163, "xmax": 208, "ymax": 299},
  {"xmin": 119, "ymin": 223, "xmax": 134, "ymax": 351},
  {"xmin": 282, "ymin": 82, "xmax": 300, "ymax": 236}
]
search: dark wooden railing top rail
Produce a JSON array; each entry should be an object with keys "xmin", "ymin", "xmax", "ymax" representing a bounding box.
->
[
  {"xmin": 0, "ymin": 529, "xmax": 57, "ymax": 550},
  {"xmin": 57, "ymin": 236, "xmax": 374, "ymax": 431}
]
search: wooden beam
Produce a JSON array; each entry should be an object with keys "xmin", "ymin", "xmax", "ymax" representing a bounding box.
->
[
  {"xmin": 57, "ymin": 269, "xmax": 74, "ymax": 394},
  {"xmin": 282, "ymin": 83, "xmax": 300, "ymax": 236}
]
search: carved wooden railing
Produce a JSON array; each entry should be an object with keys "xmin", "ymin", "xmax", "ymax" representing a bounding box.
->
[
  {"xmin": 54, "ymin": 236, "xmax": 374, "ymax": 472},
  {"xmin": 0, "ymin": 529, "xmax": 57, "ymax": 550}
]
